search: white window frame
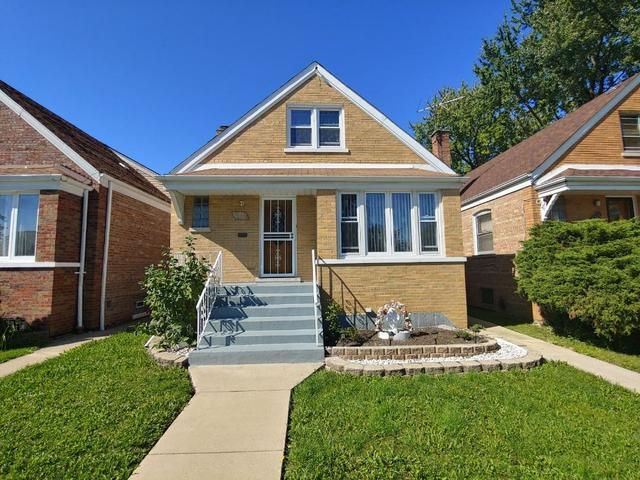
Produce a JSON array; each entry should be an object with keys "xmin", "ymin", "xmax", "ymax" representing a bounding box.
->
[
  {"xmin": 336, "ymin": 191, "xmax": 444, "ymax": 258},
  {"xmin": 191, "ymin": 195, "xmax": 209, "ymax": 230},
  {"xmin": 286, "ymin": 105, "xmax": 346, "ymax": 152},
  {"xmin": 473, "ymin": 210, "xmax": 494, "ymax": 255},
  {"xmin": 0, "ymin": 192, "xmax": 39, "ymax": 263},
  {"xmin": 620, "ymin": 112, "xmax": 640, "ymax": 153}
]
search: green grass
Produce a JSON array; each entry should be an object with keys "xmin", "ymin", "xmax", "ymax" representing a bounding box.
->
[
  {"xmin": 0, "ymin": 346, "xmax": 39, "ymax": 363},
  {"xmin": 284, "ymin": 365, "xmax": 640, "ymax": 479},
  {"xmin": 470, "ymin": 307, "xmax": 640, "ymax": 373},
  {"xmin": 0, "ymin": 332, "xmax": 193, "ymax": 480}
]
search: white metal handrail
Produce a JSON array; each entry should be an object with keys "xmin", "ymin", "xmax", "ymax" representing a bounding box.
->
[
  {"xmin": 196, "ymin": 251, "xmax": 223, "ymax": 348},
  {"xmin": 311, "ymin": 249, "xmax": 323, "ymax": 346}
]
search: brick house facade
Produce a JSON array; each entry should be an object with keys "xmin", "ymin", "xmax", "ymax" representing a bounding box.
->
[
  {"xmin": 162, "ymin": 63, "xmax": 469, "ymax": 328},
  {"xmin": 461, "ymin": 74, "xmax": 640, "ymax": 321},
  {"xmin": 0, "ymin": 81, "xmax": 170, "ymax": 336}
]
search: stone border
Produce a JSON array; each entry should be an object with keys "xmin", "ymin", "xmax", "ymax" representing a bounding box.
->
[
  {"xmin": 325, "ymin": 352, "xmax": 543, "ymax": 376},
  {"xmin": 327, "ymin": 339, "xmax": 498, "ymax": 361},
  {"xmin": 145, "ymin": 336, "xmax": 190, "ymax": 368}
]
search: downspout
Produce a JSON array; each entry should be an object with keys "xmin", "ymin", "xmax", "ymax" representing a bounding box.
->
[
  {"xmin": 99, "ymin": 181, "xmax": 113, "ymax": 331},
  {"xmin": 76, "ymin": 189, "xmax": 89, "ymax": 331}
]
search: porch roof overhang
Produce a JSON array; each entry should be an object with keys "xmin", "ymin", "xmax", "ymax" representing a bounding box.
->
[
  {"xmin": 536, "ymin": 174, "xmax": 640, "ymax": 197},
  {"xmin": 159, "ymin": 173, "xmax": 467, "ymax": 225}
]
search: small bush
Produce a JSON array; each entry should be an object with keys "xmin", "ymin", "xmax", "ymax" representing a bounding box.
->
[
  {"xmin": 322, "ymin": 300, "xmax": 344, "ymax": 346},
  {"xmin": 514, "ymin": 219, "xmax": 640, "ymax": 341},
  {"xmin": 142, "ymin": 236, "xmax": 210, "ymax": 347}
]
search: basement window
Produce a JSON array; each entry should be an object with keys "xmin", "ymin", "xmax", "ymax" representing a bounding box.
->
[{"xmin": 0, "ymin": 193, "xmax": 39, "ymax": 261}]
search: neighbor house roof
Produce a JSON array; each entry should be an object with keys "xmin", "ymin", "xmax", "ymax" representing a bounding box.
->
[
  {"xmin": 0, "ymin": 80, "xmax": 168, "ymax": 202},
  {"xmin": 461, "ymin": 74, "xmax": 640, "ymax": 204}
]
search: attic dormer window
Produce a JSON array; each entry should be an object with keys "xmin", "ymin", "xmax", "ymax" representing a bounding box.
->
[
  {"xmin": 286, "ymin": 106, "xmax": 345, "ymax": 151},
  {"xmin": 621, "ymin": 113, "xmax": 640, "ymax": 153}
]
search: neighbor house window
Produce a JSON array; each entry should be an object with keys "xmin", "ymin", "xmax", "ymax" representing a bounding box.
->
[
  {"xmin": 339, "ymin": 193, "xmax": 359, "ymax": 254},
  {"xmin": 620, "ymin": 113, "xmax": 640, "ymax": 152},
  {"xmin": 606, "ymin": 197, "xmax": 635, "ymax": 221},
  {"xmin": 191, "ymin": 196, "xmax": 209, "ymax": 228},
  {"xmin": 287, "ymin": 107, "xmax": 343, "ymax": 149},
  {"xmin": 338, "ymin": 192, "xmax": 441, "ymax": 256},
  {"xmin": 474, "ymin": 210, "xmax": 494, "ymax": 254},
  {"xmin": 0, "ymin": 193, "xmax": 39, "ymax": 261}
]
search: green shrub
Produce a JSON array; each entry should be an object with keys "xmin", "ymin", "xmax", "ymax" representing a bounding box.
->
[
  {"xmin": 141, "ymin": 236, "xmax": 210, "ymax": 347},
  {"xmin": 322, "ymin": 299, "xmax": 344, "ymax": 346},
  {"xmin": 514, "ymin": 219, "xmax": 640, "ymax": 341}
]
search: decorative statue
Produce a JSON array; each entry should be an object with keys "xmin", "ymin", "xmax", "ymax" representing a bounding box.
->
[{"xmin": 375, "ymin": 300, "xmax": 412, "ymax": 341}]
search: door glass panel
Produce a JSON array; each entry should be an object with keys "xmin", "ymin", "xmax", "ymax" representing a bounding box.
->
[
  {"xmin": 392, "ymin": 193, "xmax": 412, "ymax": 252},
  {"xmin": 366, "ymin": 193, "xmax": 386, "ymax": 252},
  {"xmin": 15, "ymin": 194, "xmax": 38, "ymax": 256},
  {"xmin": 262, "ymin": 200, "xmax": 294, "ymax": 275}
]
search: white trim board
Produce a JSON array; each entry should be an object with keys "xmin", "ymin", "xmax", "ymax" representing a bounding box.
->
[
  {"xmin": 319, "ymin": 256, "xmax": 466, "ymax": 265},
  {"xmin": 535, "ymin": 163, "xmax": 640, "ymax": 186},
  {"xmin": 193, "ymin": 162, "xmax": 437, "ymax": 171},
  {"xmin": 0, "ymin": 174, "xmax": 92, "ymax": 197},
  {"xmin": 0, "ymin": 262, "xmax": 81, "ymax": 269},
  {"xmin": 461, "ymin": 177, "xmax": 532, "ymax": 211},
  {"xmin": 100, "ymin": 174, "xmax": 171, "ymax": 213},
  {"xmin": 0, "ymin": 88, "xmax": 101, "ymax": 182},
  {"xmin": 536, "ymin": 177, "xmax": 640, "ymax": 197},
  {"xmin": 171, "ymin": 62, "xmax": 455, "ymax": 175}
]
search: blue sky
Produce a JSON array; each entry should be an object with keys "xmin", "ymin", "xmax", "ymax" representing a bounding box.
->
[{"xmin": 2, "ymin": 0, "xmax": 510, "ymax": 173}]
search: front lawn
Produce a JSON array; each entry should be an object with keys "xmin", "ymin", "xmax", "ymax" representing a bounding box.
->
[
  {"xmin": 0, "ymin": 332, "xmax": 193, "ymax": 480},
  {"xmin": 470, "ymin": 307, "xmax": 640, "ymax": 373},
  {"xmin": 284, "ymin": 365, "xmax": 640, "ymax": 479}
]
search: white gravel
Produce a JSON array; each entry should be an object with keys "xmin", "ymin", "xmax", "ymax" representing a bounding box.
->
[{"xmin": 354, "ymin": 338, "xmax": 527, "ymax": 366}]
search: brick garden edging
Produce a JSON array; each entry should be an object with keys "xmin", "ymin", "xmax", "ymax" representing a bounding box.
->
[
  {"xmin": 145, "ymin": 336, "xmax": 189, "ymax": 368},
  {"xmin": 327, "ymin": 339, "xmax": 499, "ymax": 361},
  {"xmin": 325, "ymin": 352, "xmax": 544, "ymax": 377}
]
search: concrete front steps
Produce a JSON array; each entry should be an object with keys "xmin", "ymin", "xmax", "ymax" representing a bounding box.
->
[{"xmin": 188, "ymin": 282, "xmax": 325, "ymax": 365}]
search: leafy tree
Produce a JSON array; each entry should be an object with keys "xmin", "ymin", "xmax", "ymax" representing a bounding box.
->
[
  {"xmin": 514, "ymin": 219, "xmax": 640, "ymax": 341},
  {"xmin": 141, "ymin": 236, "xmax": 210, "ymax": 347},
  {"xmin": 414, "ymin": 0, "xmax": 640, "ymax": 173}
]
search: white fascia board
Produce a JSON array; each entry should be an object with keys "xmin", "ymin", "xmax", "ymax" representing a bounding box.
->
[
  {"xmin": 0, "ymin": 89, "xmax": 101, "ymax": 182},
  {"xmin": 319, "ymin": 256, "xmax": 466, "ymax": 265},
  {"xmin": 536, "ymin": 176, "xmax": 640, "ymax": 196},
  {"xmin": 193, "ymin": 162, "xmax": 438, "ymax": 172},
  {"xmin": 0, "ymin": 261, "xmax": 81, "ymax": 269},
  {"xmin": 100, "ymin": 174, "xmax": 171, "ymax": 212},
  {"xmin": 160, "ymin": 175, "xmax": 466, "ymax": 194},
  {"xmin": 173, "ymin": 62, "xmax": 455, "ymax": 175},
  {"xmin": 536, "ymin": 163, "xmax": 640, "ymax": 186},
  {"xmin": 532, "ymin": 75, "xmax": 640, "ymax": 180},
  {"xmin": 0, "ymin": 174, "xmax": 92, "ymax": 196},
  {"xmin": 460, "ymin": 176, "xmax": 532, "ymax": 211}
]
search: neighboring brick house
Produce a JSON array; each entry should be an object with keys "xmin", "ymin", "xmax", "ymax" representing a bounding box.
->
[
  {"xmin": 162, "ymin": 62, "xmax": 469, "ymax": 330},
  {"xmin": 0, "ymin": 80, "xmax": 170, "ymax": 336},
  {"xmin": 461, "ymin": 74, "xmax": 640, "ymax": 321}
]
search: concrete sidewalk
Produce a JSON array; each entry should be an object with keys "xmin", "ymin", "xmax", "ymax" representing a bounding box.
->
[
  {"xmin": 0, "ymin": 329, "xmax": 117, "ymax": 378},
  {"xmin": 130, "ymin": 362, "xmax": 322, "ymax": 480},
  {"xmin": 474, "ymin": 317, "xmax": 640, "ymax": 393}
]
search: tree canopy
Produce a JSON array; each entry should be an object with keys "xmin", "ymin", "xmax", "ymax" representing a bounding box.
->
[{"xmin": 413, "ymin": 0, "xmax": 640, "ymax": 173}]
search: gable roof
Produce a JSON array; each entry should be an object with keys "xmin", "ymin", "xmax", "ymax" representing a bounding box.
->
[
  {"xmin": 171, "ymin": 62, "xmax": 456, "ymax": 175},
  {"xmin": 461, "ymin": 74, "xmax": 640, "ymax": 204},
  {"xmin": 0, "ymin": 80, "xmax": 169, "ymax": 202}
]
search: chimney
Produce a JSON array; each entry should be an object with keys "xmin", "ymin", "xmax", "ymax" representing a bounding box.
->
[
  {"xmin": 431, "ymin": 130, "xmax": 451, "ymax": 167},
  {"xmin": 215, "ymin": 125, "xmax": 229, "ymax": 136}
]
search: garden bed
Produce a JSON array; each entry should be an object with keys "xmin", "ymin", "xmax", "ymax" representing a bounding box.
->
[{"xmin": 336, "ymin": 327, "xmax": 487, "ymax": 347}]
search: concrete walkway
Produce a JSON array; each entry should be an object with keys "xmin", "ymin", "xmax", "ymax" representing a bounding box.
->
[
  {"xmin": 0, "ymin": 329, "xmax": 117, "ymax": 378},
  {"xmin": 473, "ymin": 317, "xmax": 640, "ymax": 393},
  {"xmin": 131, "ymin": 362, "xmax": 322, "ymax": 480}
]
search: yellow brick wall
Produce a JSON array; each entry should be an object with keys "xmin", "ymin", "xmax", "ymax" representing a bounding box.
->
[
  {"xmin": 315, "ymin": 190, "xmax": 338, "ymax": 258},
  {"xmin": 441, "ymin": 190, "xmax": 464, "ymax": 257},
  {"xmin": 556, "ymin": 86, "xmax": 640, "ymax": 168},
  {"xmin": 199, "ymin": 76, "xmax": 429, "ymax": 165},
  {"xmin": 295, "ymin": 195, "xmax": 317, "ymax": 281},
  {"xmin": 318, "ymin": 263, "xmax": 467, "ymax": 328}
]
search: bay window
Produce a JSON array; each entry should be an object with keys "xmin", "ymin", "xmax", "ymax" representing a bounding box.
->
[
  {"xmin": 338, "ymin": 192, "xmax": 441, "ymax": 257},
  {"xmin": 0, "ymin": 193, "xmax": 39, "ymax": 261}
]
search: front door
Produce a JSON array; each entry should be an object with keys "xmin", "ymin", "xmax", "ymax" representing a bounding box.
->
[{"xmin": 261, "ymin": 198, "xmax": 296, "ymax": 276}]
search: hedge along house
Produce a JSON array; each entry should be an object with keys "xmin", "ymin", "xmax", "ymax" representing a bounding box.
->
[
  {"xmin": 162, "ymin": 63, "xmax": 467, "ymax": 363},
  {"xmin": 461, "ymin": 74, "xmax": 640, "ymax": 322},
  {"xmin": 0, "ymin": 80, "xmax": 170, "ymax": 336}
]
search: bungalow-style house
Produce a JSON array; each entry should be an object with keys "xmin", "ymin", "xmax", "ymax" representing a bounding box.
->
[
  {"xmin": 461, "ymin": 74, "xmax": 640, "ymax": 322},
  {"xmin": 161, "ymin": 62, "xmax": 468, "ymax": 364},
  {"xmin": 0, "ymin": 80, "xmax": 170, "ymax": 336}
]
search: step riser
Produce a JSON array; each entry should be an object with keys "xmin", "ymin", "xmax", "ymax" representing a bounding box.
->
[
  {"xmin": 221, "ymin": 284, "xmax": 313, "ymax": 295},
  {"xmin": 203, "ymin": 332, "xmax": 318, "ymax": 347},
  {"xmin": 189, "ymin": 348, "xmax": 325, "ymax": 365},
  {"xmin": 212, "ymin": 306, "xmax": 315, "ymax": 319},
  {"xmin": 206, "ymin": 318, "xmax": 316, "ymax": 332},
  {"xmin": 214, "ymin": 294, "xmax": 314, "ymax": 307}
]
